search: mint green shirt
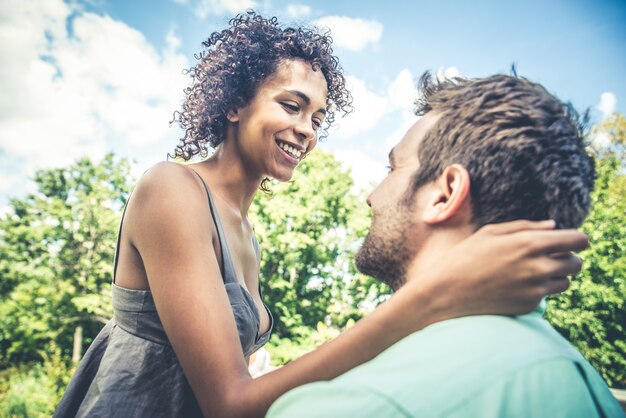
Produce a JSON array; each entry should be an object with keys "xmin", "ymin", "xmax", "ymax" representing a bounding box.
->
[{"xmin": 268, "ymin": 304, "xmax": 624, "ymax": 417}]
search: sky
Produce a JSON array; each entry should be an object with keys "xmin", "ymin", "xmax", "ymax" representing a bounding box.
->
[{"xmin": 1, "ymin": 0, "xmax": 625, "ymax": 208}]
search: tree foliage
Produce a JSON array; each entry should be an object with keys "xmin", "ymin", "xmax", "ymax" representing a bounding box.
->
[
  {"xmin": 547, "ymin": 113, "xmax": 626, "ymax": 389},
  {"xmin": 0, "ymin": 154, "xmax": 133, "ymax": 366},
  {"xmin": 250, "ymin": 150, "xmax": 383, "ymax": 337}
]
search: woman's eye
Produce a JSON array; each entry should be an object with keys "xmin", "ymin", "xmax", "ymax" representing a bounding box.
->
[
  {"xmin": 386, "ymin": 165, "xmax": 393, "ymax": 173},
  {"xmin": 282, "ymin": 102, "xmax": 299, "ymax": 112},
  {"xmin": 312, "ymin": 119, "xmax": 322, "ymax": 130}
]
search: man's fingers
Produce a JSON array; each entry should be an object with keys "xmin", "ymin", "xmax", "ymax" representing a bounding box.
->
[
  {"xmin": 528, "ymin": 230, "xmax": 589, "ymax": 254},
  {"xmin": 483, "ymin": 219, "xmax": 556, "ymax": 235}
]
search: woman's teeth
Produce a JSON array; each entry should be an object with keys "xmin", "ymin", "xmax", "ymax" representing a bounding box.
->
[{"xmin": 278, "ymin": 142, "xmax": 302, "ymax": 159}]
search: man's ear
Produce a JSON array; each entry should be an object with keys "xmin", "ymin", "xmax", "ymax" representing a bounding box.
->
[
  {"xmin": 227, "ymin": 109, "xmax": 240, "ymax": 122},
  {"xmin": 422, "ymin": 164, "xmax": 471, "ymax": 224}
]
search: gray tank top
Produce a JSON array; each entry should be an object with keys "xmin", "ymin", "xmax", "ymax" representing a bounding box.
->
[{"xmin": 109, "ymin": 168, "xmax": 272, "ymax": 353}]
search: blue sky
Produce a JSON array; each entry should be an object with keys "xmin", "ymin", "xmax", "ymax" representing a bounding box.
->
[{"xmin": 1, "ymin": 0, "xmax": 625, "ymax": 207}]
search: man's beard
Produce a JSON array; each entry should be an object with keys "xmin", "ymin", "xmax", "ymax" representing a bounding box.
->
[{"xmin": 354, "ymin": 208, "xmax": 414, "ymax": 291}]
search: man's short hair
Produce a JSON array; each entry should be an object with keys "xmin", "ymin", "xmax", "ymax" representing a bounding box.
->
[{"xmin": 409, "ymin": 72, "xmax": 595, "ymax": 229}]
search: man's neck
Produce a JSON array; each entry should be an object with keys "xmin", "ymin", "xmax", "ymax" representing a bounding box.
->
[{"xmin": 403, "ymin": 226, "xmax": 474, "ymax": 287}]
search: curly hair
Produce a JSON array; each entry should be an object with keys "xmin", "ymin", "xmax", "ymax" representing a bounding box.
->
[
  {"xmin": 171, "ymin": 10, "xmax": 352, "ymax": 161},
  {"xmin": 407, "ymin": 71, "xmax": 595, "ymax": 229}
]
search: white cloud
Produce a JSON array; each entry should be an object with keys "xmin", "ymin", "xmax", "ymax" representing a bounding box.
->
[
  {"xmin": 165, "ymin": 27, "xmax": 182, "ymax": 51},
  {"xmin": 330, "ymin": 76, "xmax": 388, "ymax": 139},
  {"xmin": 387, "ymin": 69, "xmax": 418, "ymax": 111},
  {"xmin": 597, "ymin": 92, "xmax": 616, "ymax": 119},
  {"xmin": 436, "ymin": 66, "xmax": 461, "ymax": 81},
  {"xmin": 332, "ymin": 149, "xmax": 387, "ymax": 192},
  {"xmin": 0, "ymin": 172, "xmax": 17, "ymax": 195},
  {"xmin": 0, "ymin": 0, "xmax": 189, "ymax": 197},
  {"xmin": 331, "ymin": 69, "xmax": 418, "ymax": 141},
  {"xmin": 383, "ymin": 110, "xmax": 418, "ymax": 153},
  {"xmin": 314, "ymin": 16, "xmax": 383, "ymax": 51},
  {"xmin": 591, "ymin": 131, "xmax": 611, "ymax": 149},
  {"xmin": 286, "ymin": 4, "xmax": 311, "ymax": 18},
  {"xmin": 592, "ymin": 92, "xmax": 618, "ymax": 147},
  {"xmin": 191, "ymin": 0, "xmax": 257, "ymax": 18}
]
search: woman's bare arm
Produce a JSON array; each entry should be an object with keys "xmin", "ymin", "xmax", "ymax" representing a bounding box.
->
[
  {"xmin": 128, "ymin": 163, "xmax": 252, "ymax": 416},
  {"xmin": 129, "ymin": 163, "xmax": 587, "ymax": 418}
]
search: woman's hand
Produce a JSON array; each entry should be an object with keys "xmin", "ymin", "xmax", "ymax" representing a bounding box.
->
[{"xmin": 406, "ymin": 219, "xmax": 588, "ymax": 327}]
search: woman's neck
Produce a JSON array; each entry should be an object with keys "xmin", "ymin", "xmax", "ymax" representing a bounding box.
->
[{"xmin": 199, "ymin": 144, "xmax": 262, "ymax": 217}]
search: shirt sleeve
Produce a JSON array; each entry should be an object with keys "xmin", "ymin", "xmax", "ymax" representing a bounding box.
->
[
  {"xmin": 447, "ymin": 358, "xmax": 604, "ymax": 418},
  {"xmin": 267, "ymin": 382, "xmax": 410, "ymax": 418}
]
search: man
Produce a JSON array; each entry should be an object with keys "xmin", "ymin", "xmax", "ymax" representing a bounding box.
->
[{"xmin": 267, "ymin": 73, "xmax": 625, "ymax": 417}]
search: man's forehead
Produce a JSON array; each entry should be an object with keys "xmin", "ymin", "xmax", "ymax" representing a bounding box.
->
[{"xmin": 392, "ymin": 112, "xmax": 441, "ymax": 162}]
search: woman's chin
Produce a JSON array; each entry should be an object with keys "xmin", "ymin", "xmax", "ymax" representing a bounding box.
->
[
  {"xmin": 271, "ymin": 167, "xmax": 297, "ymax": 182},
  {"xmin": 273, "ymin": 172, "xmax": 294, "ymax": 182}
]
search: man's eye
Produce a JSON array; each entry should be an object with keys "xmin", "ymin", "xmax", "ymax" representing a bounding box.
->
[{"xmin": 386, "ymin": 165, "xmax": 393, "ymax": 173}]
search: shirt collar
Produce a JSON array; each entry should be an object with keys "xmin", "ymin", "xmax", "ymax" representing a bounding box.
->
[{"xmin": 531, "ymin": 298, "xmax": 547, "ymax": 317}]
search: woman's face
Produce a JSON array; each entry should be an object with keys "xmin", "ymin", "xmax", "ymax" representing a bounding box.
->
[{"xmin": 229, "ymin": 59, "xmax": 329, "ymax": 182}]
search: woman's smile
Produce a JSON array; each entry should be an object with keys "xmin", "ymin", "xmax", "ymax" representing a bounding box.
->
[{"xmin": 276, "ymin": 139, "xmax": 304, "ymax": 165}]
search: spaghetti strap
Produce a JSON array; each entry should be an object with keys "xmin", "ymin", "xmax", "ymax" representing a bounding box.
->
[
  {"xmin": 112, "ymin": 195, "xmax": 132, "ymax": 284},
  {"xmin": 250, "ymin": 233, "xmax": 270, "ymax": 312},
  {"xmin": 189, "ymin": 168, "xmax": 239, "ymax": 285}
]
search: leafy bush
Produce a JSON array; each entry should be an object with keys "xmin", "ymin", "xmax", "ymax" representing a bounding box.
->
[
  {"xmin": 547, "ymin": 114, "xmax": 626, "ymax": 389},
  {"xmin": 0, "ymin": 344, "xmax": 74, "ymax": 417},
  {"xmin": 266, "ymin": 321, "xmax": 344, "ymax": 366}
]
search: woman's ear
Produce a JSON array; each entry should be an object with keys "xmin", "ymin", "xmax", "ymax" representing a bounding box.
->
[
  {"xmin": 227, "ymin": 109, "xmax": 240, "ymax": 122},
  {"xmin": 422, "ymin": 164, "xmax": 471, "ymax": 224}
]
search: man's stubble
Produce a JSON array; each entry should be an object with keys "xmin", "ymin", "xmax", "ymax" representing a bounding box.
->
[{"xmin": 354, "ymin": 202, "xmax": 417, "ymax": 291}]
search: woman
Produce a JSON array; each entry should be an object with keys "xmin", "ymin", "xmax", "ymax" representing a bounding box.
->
[{"xmin": 55, "ymin": 12, "xmax": 586, "ymax": 418}]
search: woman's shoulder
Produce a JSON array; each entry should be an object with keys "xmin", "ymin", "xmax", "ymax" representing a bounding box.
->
[
  {"xmin": 124, "ymin": 161, "xmax": 216, "ymax": 248},
  {"xmin": 135, "ymin": 161, "xmax": 204, "ymax": 198},
  {"xmin": 130, "ymin": 161, "xmax": 209, "ymax": 219},
  {"xmin": 141, "ymin": 160, "xmax": 196, "ymax": 185}
]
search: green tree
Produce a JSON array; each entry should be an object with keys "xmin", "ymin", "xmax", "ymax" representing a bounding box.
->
[
  {"xmin": 250, "ymin": 150, "xmax": 375, "ymax": 338},
  {"xmin": 547, "ymin": 113, "xmax": 626, "ymax": 389},
  {"xmin": 0, "ymin": 153, "xmax": 133, "ymax": 367}
]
